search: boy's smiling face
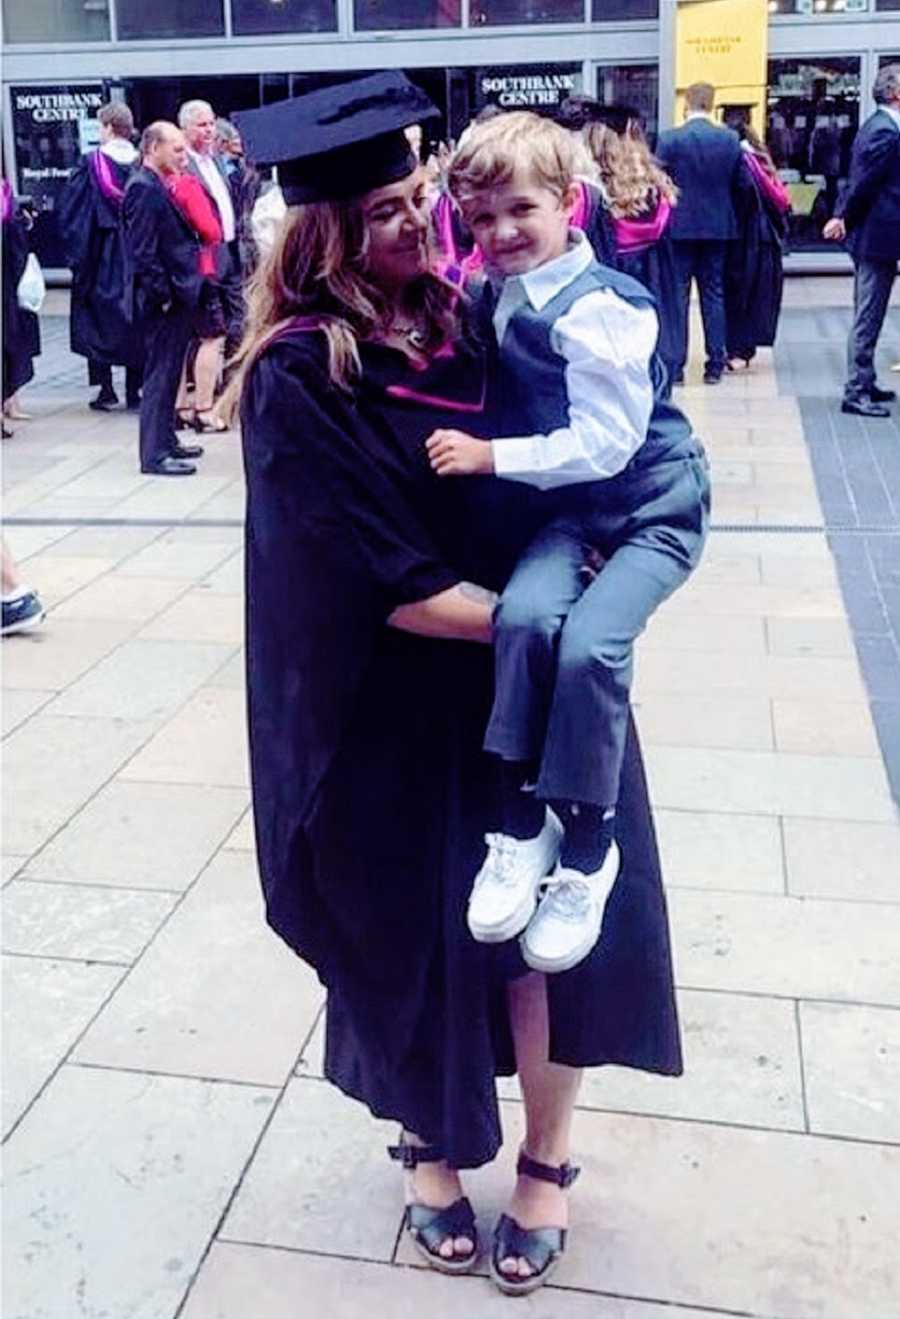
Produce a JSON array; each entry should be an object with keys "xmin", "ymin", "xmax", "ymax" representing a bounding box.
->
[{"xmin": 459, "ymin": 168, "xmax": 578, "ymax": 278}]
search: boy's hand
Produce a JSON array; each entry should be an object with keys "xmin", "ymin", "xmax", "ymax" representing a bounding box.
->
[{"xmin": 426, "ymin": 429, "xmax": 495, "ymax": 477}]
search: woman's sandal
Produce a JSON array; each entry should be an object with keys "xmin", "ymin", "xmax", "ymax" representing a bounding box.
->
[
  {"xmin": 387, "ymin": 1139, "xmax": 479, "ymax": 1275},
  {"xmin": 490, "ymin": 1151, "xmax": 581, "ymax": 1297},
  {"xmin": 175, "ymin": 409, "xmax": 195, "ymax": 430},
  {"xmin": 192, "ymin": 409, "xmax": 229, "ymax": 434}
]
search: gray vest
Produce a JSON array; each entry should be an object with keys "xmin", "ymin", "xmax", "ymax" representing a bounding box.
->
[{"xmin": 493, "ymin": 262, "xmax": 698, "ymax": 475}]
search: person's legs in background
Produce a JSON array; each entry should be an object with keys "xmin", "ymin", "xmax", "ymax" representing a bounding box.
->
[
  {"xmin": 88, "ymin": 360, "xmax": 117, "ymax": 411},
  {"xmin": 1, "ymin": 536, "xmax": 44, "ymax": 636},
  {"xmin": 694, "ymin": 239, "xmax": 728, "ymax": 383},
  {"xmin": 139, "ymin": 307, "xmax": 196, "ymax": 475},
  {"xmin": 670, "ymin": 240, "xmax": 697, "ymax": 385},
  {"xmin": 125, "ymin": 365, "xmax": 143, "ymax": 411},
  {"xmin": 844, "ymin": 258, "xmax": 897, "ymax": 417}
]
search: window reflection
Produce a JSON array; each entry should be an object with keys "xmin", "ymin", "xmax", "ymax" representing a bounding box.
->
[
  {"xmin": 593, "ymin": 0, "xmax": 657, "ymax": 17},
  {"xmin": 597, "ymin": 63, "xmax": 659, "ymax": 144},
  {"xmin": 767, "ymin": 0, "xmax": 870, "ymax": 11},
  {"xmin": 766, "ymin": 57, "xmax": 861, "ymax": 250},
  {"xmin": 2, "ymin": 0, "xmax": 110, "ymax": 42},
  {"xmin": 233, "ymin": 0, "xmax": 336, "ymax": 35},
  {"xmin": 116, "ymin": 0, "xmax": 223, "ymax": 39},
  {"xmin": 471, "ymin": 0, "xmax": 583, "ymax": 24},
  {"xmin": 354, "ymin": 0, "xmax": 459, "ymax": 28}
]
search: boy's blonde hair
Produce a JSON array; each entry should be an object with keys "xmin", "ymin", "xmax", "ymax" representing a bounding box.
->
[{"xmin": 449, "ymin": 111, "xmax": 584, "ymax": 205}]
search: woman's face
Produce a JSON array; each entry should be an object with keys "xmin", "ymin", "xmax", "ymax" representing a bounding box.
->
[{"xmin": 361, "ymin": 167, "xmax": 430, "ymax": 291}]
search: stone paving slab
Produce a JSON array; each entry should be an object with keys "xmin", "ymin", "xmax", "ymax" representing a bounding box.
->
[
  {"xmin": 2, "ymin": 713, "xmax": 158, "ymax": 855},
  {"xmin": 49, "ymin": 637, "xmax": 235, "ymax": 722},
  {"xmin": 782, "ymin": 817, "xmax": 900, "ymax": 902},
  {"xmin": 2, "ymin": 879, "xmax": 177, "ymax": 962},
  {"xmin": 118, "ymin": 686, "xmax": 250, "ymax": 788},
  {"xmin": 182, "ymin": 1243, "xmax": 722, "ymax": 1319},
  {"xmin": 653, "ymin": 808, "xmax": 784, "ymax": 893},
  {"xmin": 800, "ymin": 1001, "xmax": 900, "ymax": 1144},
  {"xmin": 73, "ymin": 851, "xmax": 322, "ymax": 1086},
  {"xmin": 2, "ymin": 1065, "xmax": 276, "ymax": 1319},
  {"xmin": 1, "ymin": 955, "xmax": 124, "ymax": 1137},
  {"xmin": 670, "ymin": 889, "xmax": 900, "ymax": 1005},
  {"xmin": 23, "ymin": 780, "xmax": 247, "ymax": 890}
]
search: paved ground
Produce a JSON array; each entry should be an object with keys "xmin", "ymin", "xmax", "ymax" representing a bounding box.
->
[{"xmin": 3, "ymin": 282, "xmax": 900, "ymax": 1319}]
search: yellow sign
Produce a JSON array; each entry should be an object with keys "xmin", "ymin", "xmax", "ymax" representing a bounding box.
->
[{"xmin": 675, "ymin": 0, "xmax": 768, "ymax": 134}]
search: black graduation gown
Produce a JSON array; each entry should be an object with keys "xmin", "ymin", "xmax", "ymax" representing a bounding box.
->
[
  {"xmin": 57, "ymin": 154, "xmax": 142, "ymax": 369},
  {"xmin": 725, "ymin": 169, "xmax": 787, "ymax": 360},
  {"xmin": 242, "ymin": 325, "xmax": 682, "ymax": 1169},
  {"xmin": 615, "ymin": 217, "xmax": 681, "ymax": 378},
  {"xmin": 1, "ymin": 209, "xmax": 41, "ymax": 401}
]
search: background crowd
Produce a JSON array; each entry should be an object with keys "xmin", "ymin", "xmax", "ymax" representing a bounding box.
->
[{"xmin": 2, "ymin": 66, "xmax": 898, "ymax": 488}]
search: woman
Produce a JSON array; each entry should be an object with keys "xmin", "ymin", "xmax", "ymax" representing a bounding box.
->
[
  {"xmin": 169, "ymin": 168, "xmax": 229, "ymax": 435},
  {"xmin": 584, "ymin": 114, "xmax": 681, "ymax": 391},
  {"xmin": 725, "ymin": 123, "xmax": 791, "ymax": 369},
  {"xmin": 233, "ymin": 75, "xmax": 682, "ymax": 1297},
  {"xmin": 1, "ymin": 182, "xmax": 41, "ymax": 435}
]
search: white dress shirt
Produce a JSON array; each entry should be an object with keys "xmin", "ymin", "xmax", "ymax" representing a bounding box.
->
[
  {"xmin": 880, "ymin": 104, "xmax": 900, "ymax": 133},
  {"xmin": 491, "ymin": 232, "xmax": 659, "ymax": 490},
  {"xmin": 189, "ymin": 149, "xmax": 236, "ymax": 243}
]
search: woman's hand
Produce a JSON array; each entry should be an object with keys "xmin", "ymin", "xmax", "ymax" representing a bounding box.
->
[{"xmin": 426, "ymin": 429, "xmax": 495, "ymax": 477}]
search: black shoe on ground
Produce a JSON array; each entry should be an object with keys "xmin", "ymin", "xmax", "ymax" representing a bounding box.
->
[
  {"xmin": 841, "ymin": 396, "xmax": 891, "ymax": 419},
  {"xmin": 672, "ymin": 372, "xmax": 685, "ymax": 386},
  {"xmin": 171, "ymin": 442, "xmax": 204, "ymax": 460},
  {"xmin": 870, "ymin": 386, "xmax": 896, "ymax": 404},
  {"xmin": 1, "ymin": 590, "xmax": 45, "ymax": 636},
  {"xmin": 703, "ymin": 370, "xmax": 722, "ymax": 385},
  {"xmin": 125, "ymin": 395, "xmax": 142, "ymax": 412},
  {"xmin": 142, "ymin": 456, "xmax": 197, "ymax": 476},
  {"xmin": 90, "ymin": 389, "xmax": 119, "ymax": 412}
]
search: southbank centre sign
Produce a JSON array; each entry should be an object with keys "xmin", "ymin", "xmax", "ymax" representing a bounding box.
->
[{"xmin": 477, "ymin": 64, "xmax": 582, "ymax": 112}]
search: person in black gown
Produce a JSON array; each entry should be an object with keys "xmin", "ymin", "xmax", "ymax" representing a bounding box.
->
[
  {"xmin": 1, "ymin": 181, "xmax": 41, "ymax": 434},
  {"xmin": 57, "ymin": 102, "xmax": 144, "ymax": 412},
  {"xmin": 232, "ymin": 75, "xmax": 682, "ymax": 1297}
]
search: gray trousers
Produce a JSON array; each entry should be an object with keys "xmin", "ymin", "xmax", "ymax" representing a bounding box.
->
[
  {"xmin": 845, "ymin": 257, "xmax": 897, "ymax": 402},
  {"xmin": 485, "ymin": 454, "xmax": 710, "ymax": 808}
]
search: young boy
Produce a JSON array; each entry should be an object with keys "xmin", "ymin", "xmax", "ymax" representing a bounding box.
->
[{"xmin": 426, "ymin": 111, "xmax": 710, "ymax": 975}]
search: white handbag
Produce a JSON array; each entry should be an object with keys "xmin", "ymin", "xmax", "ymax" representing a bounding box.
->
[{"xmin": 17, "ymin": 252, "xmax": 46, "ymax": 314}]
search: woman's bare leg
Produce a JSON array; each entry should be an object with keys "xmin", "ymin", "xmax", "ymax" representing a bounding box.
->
[
  {"xmin": 503, "ymin": 971, "xmax": 582, "ymax": 1278},
  {"xmin": 192, "ymin": 336, "xmax": 225, "ymax": 413},
  {"xmin": 174, "ymin": 353, "xmax": 193, "ymax": 413}
]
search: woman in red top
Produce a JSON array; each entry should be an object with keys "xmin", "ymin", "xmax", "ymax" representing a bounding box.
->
[{"xmin": 170, "ymin": 170, "xmax": 229, "ymax": 432}]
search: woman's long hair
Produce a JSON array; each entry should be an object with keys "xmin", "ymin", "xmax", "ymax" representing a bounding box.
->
[
  {"xmin": 228, "ymin": 190, "xmax": 460, "ymax": 403},
  {"xmin": 736, "ymin": 122, "xmax": 780, "ymax": 181},
  {"xmin": 584, "ymin": 121, "xmax": 678, "ymax": 221}
]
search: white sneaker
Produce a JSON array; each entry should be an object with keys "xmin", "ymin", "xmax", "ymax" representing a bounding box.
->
[
  {"xmin": 520, "ymin": 842, "xmax": 621, "ymax": 974},
  {"xmin": 467, "ymin": 809, "xmax": 563, "ymax": 944}
]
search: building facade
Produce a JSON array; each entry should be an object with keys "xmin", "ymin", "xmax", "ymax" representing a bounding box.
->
[{"xmin": 3, "ymin": 0, "xmax": 899, "ymax": 268}]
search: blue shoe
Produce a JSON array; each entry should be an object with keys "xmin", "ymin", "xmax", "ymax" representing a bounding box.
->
[{"xmin": 1, "ymin": 590, "xmax": 45, "ymax": 636}]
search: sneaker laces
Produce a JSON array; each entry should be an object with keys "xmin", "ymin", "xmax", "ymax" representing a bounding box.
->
[
  {"xmin": 538, "ymin": 870, "xmax": 593, "ymax": 922},
  {"xmin": 476, "ymin": 833, "xmax": 522, "ymax": 888}
]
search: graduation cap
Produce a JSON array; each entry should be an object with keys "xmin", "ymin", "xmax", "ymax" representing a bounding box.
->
[
  {"xmin": 593, "ymin": 104, "xmax": 643, "ymax": 135},
  {"xmin": 233, "ymin": 72, "xmax": 439, "ymax": 205}
]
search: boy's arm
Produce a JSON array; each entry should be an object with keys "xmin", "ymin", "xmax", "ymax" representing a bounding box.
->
[{"xmin": 492, "ymin": 288, "xmax": 658, "ymax": 491}]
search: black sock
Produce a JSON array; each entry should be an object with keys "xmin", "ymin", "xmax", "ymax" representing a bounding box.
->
[
  {"xmin": 499, "ymin": 759, "xmax": 545, "ymax": 840},
  {"xmin": 554, "ymin": 802, "xmax": 615, "ymax": 873}
]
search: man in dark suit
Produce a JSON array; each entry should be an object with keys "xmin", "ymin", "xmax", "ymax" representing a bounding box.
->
[
  {"xmin": 825, "ymin": 64, "xmax": 900, "ymax": 419},
  {"xmin": 657, "ymin": 82, "xmax": 752, "ymax": 385},
  {"xmin": 123, "ymin": 122, "xmax": 205, "ymax": 475}
]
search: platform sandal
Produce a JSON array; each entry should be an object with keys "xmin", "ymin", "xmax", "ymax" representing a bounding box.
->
[
  {"xmin": 387, "ymin": 1138, "xmax": 478, "ymax": 1275},
  {"xmin": 490, "ymin": 1150, "xmax": 580, "ymax": 1297}
]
